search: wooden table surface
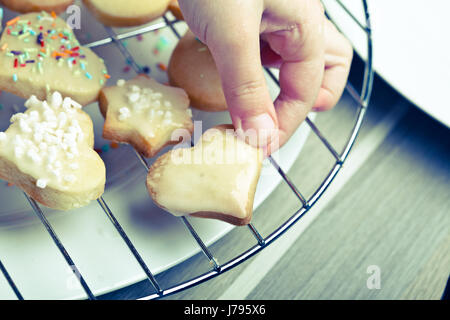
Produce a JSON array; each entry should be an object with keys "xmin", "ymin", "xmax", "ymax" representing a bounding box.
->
[{"xmin": 100, "ymin": 64, "xmax": 450, "ymax": 300}]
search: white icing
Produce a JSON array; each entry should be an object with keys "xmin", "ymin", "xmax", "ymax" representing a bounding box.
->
[{"xmin": 0, "ymin": 93, "xmax": 86, "ymax": 189}]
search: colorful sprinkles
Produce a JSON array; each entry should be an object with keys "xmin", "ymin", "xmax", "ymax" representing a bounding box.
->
[
  {"xmin": 95, "ymin": 142, "xmax": 121, "ymax": 155},
  {"xmin": 0, "ymin": 8, "xmax": 3, "ymax": 31},
  {"xmin": 157, "ymin": 63, "xmax": 167, "ymax": 71},
  {"xmin": 1, "ymin": 12, "xmax": 110, "ymax": 86}
]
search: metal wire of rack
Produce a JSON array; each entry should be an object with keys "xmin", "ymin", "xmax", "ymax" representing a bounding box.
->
[{"xmin": 0, "ymin": 0, "xmax": 373, "ymax": 300}]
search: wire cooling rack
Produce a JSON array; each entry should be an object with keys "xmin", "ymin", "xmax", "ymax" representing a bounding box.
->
[{"xmin": 0, "ymin": 0, "xmax": 373, "ymax": 300}]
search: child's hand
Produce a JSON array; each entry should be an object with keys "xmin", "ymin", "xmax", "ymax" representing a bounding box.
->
[{"xmin": 178, "ymin": 0, "xmax": 353, "ymax": 154}]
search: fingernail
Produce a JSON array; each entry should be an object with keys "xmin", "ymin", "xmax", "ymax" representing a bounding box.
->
[
  {"xmin": 241, "ymin": 113, "xmax": 276, "ymax": 131},
  {"xmin": 236, "ymin": 113, "xmax": 278, "ymax": 147}
]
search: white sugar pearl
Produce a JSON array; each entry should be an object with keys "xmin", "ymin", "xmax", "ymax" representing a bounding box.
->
[
  {"xmin": 43, "ymin": 109, "xmax": 56, "ymax": 122},
  {"xmin": 62, "ymin": 97, "xmax": 72, "ymax": 109},
  {"xmin": 69, "ymin": 146, "xmax": 79, "ymax": 156},
  {"xmin": 151, "ymin": 92, "xmax": 162, "ymax": 99},
  {"xmin": 33, "ymin": 132, "xmax": 43, "ymax": 143},
  {"xmin": 25, "ymin": 95, "xmax": 41, "ymax": 109},
  {"xmin": 50, "ymin": 168, "xmax": 61, "ymax": 178},
  {"xmin": 51, "ymin": 92, "xmax": 63, "ymax": 108},
  {"xmin": 148, "ymin": 109, "xmax": 155, "ymax": 120},
  {"xmin": 128, "ymin": 92, "xmax": 140, "ymax": 103},
  {"xmin": 27, "ymin": 149, "xmax": 42, "ymax": 163},
  {"xmin": 77, "ymin": 132, "xmax": 84, "ymax": 143},
  {"xmin": 116, "ymin": 79, "xmax": 125, "ymax": 87},
  {"xmin": 41, "ymin": 101, "xmax": 51, "ymax": 111},
  {"xmin": 19, "ymin": 119, "xmax": 32, "ymax": 133},
  {"xmin": 64, "ymin": 175, "xmax": 76, "ymax": 183},
  {"xmin": 118, "ymin": 107, "xmax": 131, "ymax": 121},
  {"xmin": 71, "ymin": 100, "xmax": 82, "ymax": 109},
  {"xmin": 36, "ymin": 179, "xmax": 48, "ymax": 189},
  {"xmin": 14, "ymin": 146, "xmax": 24, "ymax": 158},
  {"xmin": 69, "ymin": 163, "xmax": 79, "ymax": 170},
  {"xmin": 58, "ymin": 112, "xmax": 68, "ymax": 128},
  {"xmin": 29, "ymin": 110, "xmax": 40, "ymax": 121},
  {"xmin": 10, "ymin": 113, "xmax": 25, "ymax": 123},
  {"xmin": 130, "ymin": 85, "xmax": 141, "ymax": 92},
  {"xmin": 14, "ymin": 135, "xmax": 24, "ymax": 147}
]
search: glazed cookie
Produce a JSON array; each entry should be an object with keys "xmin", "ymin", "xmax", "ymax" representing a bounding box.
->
[
  {"xmin": 83, "ymin": 0, "xmax": 171, "ymax": 27},
  {"xmin": 0, "ymin": 0, "xmax": 74, "ymax": 14},
  {"xmin": 147, "ymin": 125, "xmax": 263, "ymax": 226},
  {"xmin": 0, "ymin": 12, "xmax": 108, "ymax": 106},
  {"xmin": 168, "ymin": 0, "xmax": 183, "ymax": 20},
  {"xmin": 99, "ymin": 75, "xmax": 193, "ymax": 158},
  {"xmin": 0, "ymin": 92, "xmax": 106, "ymax": 210},
  {"xmin": 168, "ymin": 30, "xmax": 227, "ymax": 112}
]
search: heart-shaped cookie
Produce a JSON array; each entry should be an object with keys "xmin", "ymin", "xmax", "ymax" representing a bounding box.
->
[
  {"xmin": 0, "ymin": 92, "xmax": 106, "ymax": 210},
  {"xmin": 0, "ymin": 0, "xmax": 74, "ymax": 14},
  {"xmin": 168, "ymin": 30, "xmax": 227, "ymax": 112},
  {"xmin": 83, "ymin": 0, "xmax": 171, "ymax": 27},
  {"xmin": 99, "ymin": 75, "xmax": 193, "ymax": 158},
  {"xmin": 147, "ymin": 125, "xmax": 263, "ymax": 226},
  {"xmin": 0, "ymin": 12, "xmax": 108, "ymax": 106}
]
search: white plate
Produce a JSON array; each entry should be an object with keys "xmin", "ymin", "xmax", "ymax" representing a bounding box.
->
[
  {"xmin": 0, "ymin": 6, "xmax": 313, "ymax": 299},
  {"xmin": 323, "ymin": 0, "xmax": 450, "ymax": 127}
]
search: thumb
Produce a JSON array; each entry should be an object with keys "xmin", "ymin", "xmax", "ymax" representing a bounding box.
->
[{"xmin": 207, "ymin": 28, "xmax": 278, "ymax": 148}]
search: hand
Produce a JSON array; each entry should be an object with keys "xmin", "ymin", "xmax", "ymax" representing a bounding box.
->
[{"xmin": 178, "ymin": 0, "xmax": 353, "ymax": 154}]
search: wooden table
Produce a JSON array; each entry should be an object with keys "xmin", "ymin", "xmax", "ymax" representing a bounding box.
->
[{"xmin": 100, "ymin": 65, "xmax": 450, "ymax": 300}]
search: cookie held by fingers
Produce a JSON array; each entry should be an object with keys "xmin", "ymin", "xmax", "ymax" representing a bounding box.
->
[
  {"xmin": 98, "ymin": 75, "xmax": 194, "ymax": 158},
  {"xmin": 83, "ymin": 0, "xmax": 171, "ymax": 27},
  {"xmin": 168, "ymin": 30, "xmax": 227, "ymax": 112},
  {"xmin": 0, "ymin": 12, "xmax": 108, "ymax": 106},
  {"xmin": 0, "ymin": 92, "xmax": 106, "ymax": 211},
  {"xmin": 0, "ymin": 0, "xmax": 74, "ymax": 14},
  {"xmin": 168, "ymin": 0, "xmax": 184, "ymax": 20},
  {"xmin": 146, "ymin": 125, "xmax": 263, "ymax": 226}
]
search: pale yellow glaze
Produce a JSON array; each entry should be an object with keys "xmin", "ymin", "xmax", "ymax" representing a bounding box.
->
[
  {"xmin": 148, "ymin": 127, "xmax": 263, "ymax": 219},
  {"xmin": 102, "ymin": 76, "xmax": 192, "ymax": 153}
]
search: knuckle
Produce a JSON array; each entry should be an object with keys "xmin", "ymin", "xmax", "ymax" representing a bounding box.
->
[{"xmin": 227, "ymin": 79, "xmax": 266, "ymax": 100}]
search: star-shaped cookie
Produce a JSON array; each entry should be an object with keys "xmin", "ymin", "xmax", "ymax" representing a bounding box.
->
[{"xmin": 99, "ymin": 75, "xmax": 194, "ymax": 158}]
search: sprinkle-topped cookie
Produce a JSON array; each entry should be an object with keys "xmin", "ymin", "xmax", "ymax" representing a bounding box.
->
[
  {"xmin": 0, "ymin": 92, "xmax": 106, "ymax": 210},
  {"xmin": 83, "ymin": 0, "xmax": 171, "ymax": 27},
  {"xmin": 0, "ymin": 0, "xmax": 74, "ymax": 14},
  {"xmin": 0, "ymin": 12, "xmax": 108, "ymax": 106},
  {"xmin": 98, "ymin": 75, "xmax": 194, "ymax": 158}
]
